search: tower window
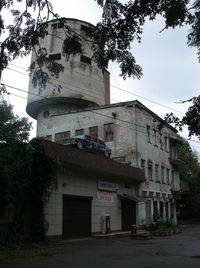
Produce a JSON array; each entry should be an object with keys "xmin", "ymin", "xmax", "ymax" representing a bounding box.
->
[
  {"xmin": 80, "ymin": 55, "xmax": 91, "ymax": 65},
  {"xmin": 49, "ymin": 53, "xmax": 61, "ymax": 61}
]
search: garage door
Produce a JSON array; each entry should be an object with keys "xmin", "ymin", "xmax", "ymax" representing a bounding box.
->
[
  {"xmin": 121, "ymin": 199, "xmax": 136, "ymax": 231},
  {"xmin": 62, "ymin": 195, "xmax": 92, "ymax": 239}
]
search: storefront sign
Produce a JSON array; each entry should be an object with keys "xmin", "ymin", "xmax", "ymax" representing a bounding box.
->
[
  {"xmin": 97, "ymin": 191, "xmax": 114, "ymax": 203},
  {"xmin": 98, "ymin": 180, "xmax": 118, "ymax": 192}
]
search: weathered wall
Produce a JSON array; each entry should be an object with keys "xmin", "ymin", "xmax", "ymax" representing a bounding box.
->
[{"xmin": 45, "ymin": 170, "xmax": 138, "ymax": 236}]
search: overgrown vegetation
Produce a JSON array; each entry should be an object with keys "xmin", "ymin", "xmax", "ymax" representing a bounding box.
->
[
  {"xmin": 177, "ymin": 137, "xmax": 200, "ymax": 219},
  {"xmin": 0, "ymin": 101, "xmax": 57, "ymax": 244}
]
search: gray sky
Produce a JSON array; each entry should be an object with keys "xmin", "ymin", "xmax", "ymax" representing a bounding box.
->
[{"xmin": 1, "ymin": 0, "xmax": 200, "ymax": 152}]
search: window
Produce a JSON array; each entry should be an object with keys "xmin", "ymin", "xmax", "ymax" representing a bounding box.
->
[
  {"xmin": 80, "ymin": 55, "xmax": 91, "ymax": 65},
  {"xmin": 104, "ymin": 123, "xmax": 114, "ymax": 142},
  {"xmin": 167, "ymin": 168, "xmax": 170, "ymax": 184},
  {"xmin": 75, "ymin": 129, "xmax": 84, "ymax": 136},
  {"xmin": 155, "ymin": 164, "xmax": 159, "ymax": 182},
  {"xmin": 51, "ymin": 22, "xmax": 64, "ymax": 30},
  {"xmin": 89, "ymin": 126, "xmax": 98, "ymax": 139},
  {"xmin": 146, "ymin": 125, "xmax": 151, "ymax": 143},
  {"xmin": 148, "ymin": 161, "xmax": 153, "ymax": 181},
  {"xmin": 141, "ymin": 159, "xmax": 146, "ymax": 176},
  {"xmin": 44, "ymin": 135, "xmax": 52, "ymax": 141},
  {"xmin": 160, "ymin": 133, "xmax": 163, "ymax": 149},
  {"xmin": 153, "ymin": 129, "xmax": 157, "ymax": 146},
  {"xmin": 161, "ymin": 166, "xmax": 165, "ymax": 183},
  {"xmin": 55, "ymin": 131, "xmax": 70, "ymax": 143},
  {"xmin": 49, "ymin": 53, "xmax": 61, "ymax": 60},
  {"xmin": 164, "ymin": 136, "xmax": 168, "ymax": 151},
  {"xmin": 172, "ymin": 170, "xmax": 175, "ymax": 188},
  {"xmin": 81, "ymin": 24, "xmax": 89, "ymax": 33}
]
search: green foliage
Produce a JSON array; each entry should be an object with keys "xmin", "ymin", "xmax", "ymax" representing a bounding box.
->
[
  {"xmin": 0, "ymin": 100, "xmax": 32, "ymax": 143},
  {"xmin": 0, "ymin": 139, "xmax": 57, "ymax": 244},
  {"xmin": 63, "ymin": 35, "xmax": 83, "ymax": 58},
  {"xmin": 0, "ymin": 101, "xmax": 57, "ymax": 243},
  {"xmin": 177, "ymin": 137, "xmax": 200, "ymax": 218}
]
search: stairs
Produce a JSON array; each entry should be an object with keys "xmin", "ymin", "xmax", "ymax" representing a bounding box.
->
[{"xmin": 132, "ymin": 228, "xmax": 152, "ymax": 240}]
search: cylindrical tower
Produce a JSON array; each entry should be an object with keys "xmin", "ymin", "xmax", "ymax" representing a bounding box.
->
[{"xmin": 26, "ymin": 18, "xmax": 110, "ymax": 123}]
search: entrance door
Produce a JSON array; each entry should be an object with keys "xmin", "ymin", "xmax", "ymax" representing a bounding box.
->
[
  {"xmin": 62, "ymin": 195, "xmax": 91, "ymax": 239},
  {"xmin": 121, "ymin": 199, "xmax": 136, "ymax": 231},
  {"xmin": 145, "ymin": 200, "xmax": 152, "ymax": 226}
]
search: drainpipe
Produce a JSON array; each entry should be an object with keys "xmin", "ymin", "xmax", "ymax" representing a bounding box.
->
[{"xmin": 112, "ymin": 112, "xmax": 117, "ymax": 158}]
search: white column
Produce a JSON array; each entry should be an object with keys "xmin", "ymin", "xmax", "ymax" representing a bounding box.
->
[{"xmin": 163, "ymin": 202, "xmax": 166, "ymax": 221}]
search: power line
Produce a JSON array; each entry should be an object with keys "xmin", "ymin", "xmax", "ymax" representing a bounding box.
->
[
  {"xmin": 5, "ymin": 89, "xmax": 200, "ymax": 146},
  {"xmin": 7, "ymin": 63, "xmax": 188, "ymax": 115}
]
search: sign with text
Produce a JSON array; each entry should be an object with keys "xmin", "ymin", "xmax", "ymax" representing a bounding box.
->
[
  {"xmin": 98, "ymin": 180, "xmax": 118, "ymax": 192},
  {"xmin": 97, "ymin": 191, "xmax": 114, "ymax": 203}
]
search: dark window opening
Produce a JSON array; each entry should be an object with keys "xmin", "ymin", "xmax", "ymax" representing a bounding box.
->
[
  {"xmin": 49, "ymin": 53, "xmax": 62, "ymax": 61},
  {"xmin": 51, "ymin": 22, "xmax": 64, "ymax": 30},
  {"xmin": 80, "ymin": 55, "xmax": 91, "ymax": 65},
  {"xmin": 81, "ymin": 24, "xmax": 89, "ymax": 33}
]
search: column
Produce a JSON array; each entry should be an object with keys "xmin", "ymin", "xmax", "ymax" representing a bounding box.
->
[{"xmin": 163, "ymin": 202, "xmax": 166, "ymax": 221}]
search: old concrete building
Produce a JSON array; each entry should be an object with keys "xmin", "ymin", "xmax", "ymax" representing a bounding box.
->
[{"xmin": 26, "ymin": 18, "xmax": 180, "ymax": 238}]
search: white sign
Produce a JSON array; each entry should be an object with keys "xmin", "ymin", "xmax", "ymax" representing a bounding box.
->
[
  {"xmin": 98, "ymin": 181, "xmax": 118, "ymax": 192},
  {"xmin": 97, "ymin": 191, "xmax": 114, "ymax": 203}
]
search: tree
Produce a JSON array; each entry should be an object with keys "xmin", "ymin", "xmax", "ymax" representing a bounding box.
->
[
  {"xmin": 0, "ymin": 0, "xmax": 200, "ymax": 136},
  {"xmin": 0, "ymin": 100, "xmax": 32, "ymax": 143},
  {"xmin": 176, "ymin": 137, "xmax": 200, "ymax": 218}
]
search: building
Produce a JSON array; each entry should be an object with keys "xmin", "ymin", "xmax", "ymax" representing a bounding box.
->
[{"xmin": 26, "ymin": 18, "xmax": 180, "ymax": 238}]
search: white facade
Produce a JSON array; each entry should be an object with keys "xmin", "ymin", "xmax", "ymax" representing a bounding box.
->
[
  {"xmin": 26, "ymin": 18, "xmax": 180, "ymax": 237},
  {"xmin": 38, "ymin": 101, "xmax": 180, "ymax": 226}
]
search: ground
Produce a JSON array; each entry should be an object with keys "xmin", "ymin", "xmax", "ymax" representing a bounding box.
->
[{"xmin": 1, "ymin": 222, "xmax": 200, "ymax": 268}]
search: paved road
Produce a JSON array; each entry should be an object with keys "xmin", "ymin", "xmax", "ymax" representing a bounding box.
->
[{"xmin": 3, "ymin": 223, "xmax": 200, "ymax": 268}]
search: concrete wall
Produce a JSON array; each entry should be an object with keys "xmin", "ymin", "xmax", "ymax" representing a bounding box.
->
[
  {"xmin": 45, "ymin": 170, "xmax": 138, "ymax": 236},
  {"xmin": 41, "ymin": 102, "xmax": 180, "ymax": 226},
  {"xmin": 27, "ymin": 18, "xmax": 108, "ymax": 119}
]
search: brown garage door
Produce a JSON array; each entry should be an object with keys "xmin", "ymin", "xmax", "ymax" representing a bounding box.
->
[
  {"xmin": 62, "ymin": 195, "xmax": 92, "ymax": 239},
  {"xmin": 121, "ymin": 199, "xmax": 136, "ymax": 231}
]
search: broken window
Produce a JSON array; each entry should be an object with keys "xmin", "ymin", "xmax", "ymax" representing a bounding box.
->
[
  {"xmin": 104, "ymin": 123, "xmax": 114, "ymax": 142},
  {"xmin": 89, "ymin": 126, "xmax": 98, "ymax": 139}
]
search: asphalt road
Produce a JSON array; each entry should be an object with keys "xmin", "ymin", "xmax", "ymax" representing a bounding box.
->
[{"xmin": 3, "ymin": 223, "xmax": 200, "ymax": 268}]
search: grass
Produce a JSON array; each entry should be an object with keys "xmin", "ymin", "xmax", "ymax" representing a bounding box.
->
[{"xmin": 0, "ymin": 242, "xmax": 55, "ymax": 264}]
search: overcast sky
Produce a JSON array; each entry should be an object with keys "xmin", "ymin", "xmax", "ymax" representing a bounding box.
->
[{"xmin": 1, "ymin": 0, "xmax": 200, "ymax": 152}]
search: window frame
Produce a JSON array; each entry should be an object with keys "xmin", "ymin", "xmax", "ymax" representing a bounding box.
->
[
  {"xmin": 75, "ymin": 129, "xmax": 84, "ymax": 136},
  {"xmin": 89, "ymin": 126, "xmax": 98, "ymax": 139},
  {"xmin": 104, "ymin": 123, "xmax": 114, "ymax": 142}
]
